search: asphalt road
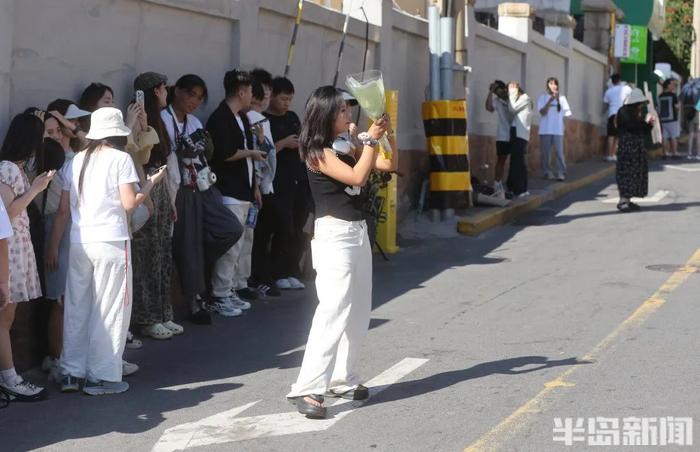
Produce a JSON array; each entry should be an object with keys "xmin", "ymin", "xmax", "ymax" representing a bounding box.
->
[{"xmin": 2, "ymin": 159, "xmax": 699, "ymax": 452}]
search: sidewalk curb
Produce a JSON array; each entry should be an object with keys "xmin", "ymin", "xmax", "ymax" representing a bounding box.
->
[{"xmin": 457, "ymin": 165, "xmax": 615, "ymax": 236}]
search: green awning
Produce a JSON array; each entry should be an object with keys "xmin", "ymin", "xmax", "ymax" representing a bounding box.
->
[{"xmin": 614, "ymin": 0, "xmax": 665, "ymax": 37}]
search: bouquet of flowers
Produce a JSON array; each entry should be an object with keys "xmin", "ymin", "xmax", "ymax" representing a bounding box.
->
[{"xmin": 345, "ymin": 70, "xmax": 392, "ymax": 158}]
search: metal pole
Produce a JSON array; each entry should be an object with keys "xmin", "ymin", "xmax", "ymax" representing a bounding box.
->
[
  {"xmin": 332, "ymin": 0, "xmax": 354, "ymax": 87},
  {"xmin": 428, "ymin": 5, "xmax": 441, "ymax": 101},
  {"xmin": 439, "ymin": 17, "xmax": 455, "ymax": 100},
  {"xmin": 284, "ymin": 0, "xmax": 304, "ymax": 77}
]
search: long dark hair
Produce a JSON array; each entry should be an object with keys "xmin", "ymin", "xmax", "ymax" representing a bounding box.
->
[
  {"xmin": 78, "ymin": 136, "xmax": 127, "ymax": 197},
  {"xmin": 546, "ymin": 77, "xmax": 561, "ymax": 112},
  {"xmin": 79, "ymin": 83, "xmax": 114, "ymax": 112},
  {"xmin": 143, "ymin": 83, "xmax": 171, "ymax": 168},
  {"xmin": 79, "ymin": 83, "xmax": 114, "ymax": 131},
  {"xmin": 299, "ymin": 86, "xmax": 344, "ymax": 167},
  {"xmin": 0, "ymin": 113, "xmax": 44, "ymax": 167}
]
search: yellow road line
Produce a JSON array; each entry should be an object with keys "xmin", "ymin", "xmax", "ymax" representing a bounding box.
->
[{"xmin": 464, "ymin": 248, "xmax": 700, "ymax": 452}]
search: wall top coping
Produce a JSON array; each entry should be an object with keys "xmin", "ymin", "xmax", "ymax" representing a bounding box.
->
[{"xmin": 497, "ymin": 3, "xmax": 535, "ymax": 18}]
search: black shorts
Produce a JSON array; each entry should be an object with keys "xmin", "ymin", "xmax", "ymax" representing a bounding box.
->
[
  {"xmin": 607, "ymin": 115, "xmax": 618, "ymax": 137},
  {"xmin": 496, "ymin": 141, "xmax": 511, "ymax": 156}
]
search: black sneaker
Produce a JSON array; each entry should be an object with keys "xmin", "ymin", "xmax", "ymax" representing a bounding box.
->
[
  {"xmin": 236, "ymin": 287, "xmax": 259, "ymax": 301},
  {"xmin": 617, "ymin": 202, "xmax": 633, "ymax": 212},
  {"xmin": 629, "ymin": 202, "xmax": 641, "ymax": 211},
  {"xmin": 261, "ymin": 283, "xmax": 281, "ymax": 297}
]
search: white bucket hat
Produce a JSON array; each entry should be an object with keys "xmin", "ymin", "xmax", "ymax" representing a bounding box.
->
[
  {"xmin": 624, "ymin": 88, "xmax": 648, "ymax": 105},
  {"xmin": 63, "ymin": 104, "xmax": 91, "ymax": 120},
  {"xmin": 85, "ymin": 107, "xmax": 131, "ymax": 140}
]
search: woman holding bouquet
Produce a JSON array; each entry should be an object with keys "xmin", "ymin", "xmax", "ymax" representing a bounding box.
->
[{"xmin": 287, "ymin": 86, "xmax": 397, "ymax": 419}]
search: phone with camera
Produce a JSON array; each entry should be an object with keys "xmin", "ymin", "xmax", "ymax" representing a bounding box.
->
[{"xmin": 135, "ymin": 90, "xmax": 145, "ymax": 107}]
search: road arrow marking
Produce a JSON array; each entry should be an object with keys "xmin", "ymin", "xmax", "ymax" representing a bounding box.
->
[
  {"xmin": 602, "ymin": 190, "xmax": 670, "ymax": 204},
  {"xmin": 664, "ymin": 164, "xmax": 700, "ymax": 172},
  {"xmin": 151, "ymin": 357, "xmax": 428, "ymax": 452}
]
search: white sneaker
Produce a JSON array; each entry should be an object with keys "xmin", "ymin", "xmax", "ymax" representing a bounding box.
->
[
  {"xmin": 516, "ymin": 191, "xmax": 530, "ymax": 199},
  {"xmin": 556, "ymin": 173, "xmax": 566, "ymax": 181},
  {"xmin": 162, "ymin": 320, "xmax": 184, "ymax": 335},
  {"xmin": 0, "ymin": 376, "xmax": 47, "ymax": 401},
  {"xmin": 83, "ymin": 380, "xmax": 129, "ymax": 396},
  {"xmin": 544, "ymin": 172, "xmax": 555, "ymax": 180},
  {"xmin": 287, "ymin": 277, "xmax": 306, "ymax": 290},
  {"xmin": 229, "ymin": 293, "xmax": 251, "ymax": 310},
  {"xmin": 209, "ymin": 297, "xmax": 243, "ymax": 317},
  {"xmin": 276, "ymin": 278, "xmax": 293, "ymax": 290},
  {"xmin": 122, "ymin": 360, "xmax": 139, "ymax": 376}
]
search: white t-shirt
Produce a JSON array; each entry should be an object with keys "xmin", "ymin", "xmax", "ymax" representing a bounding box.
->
[
  {"xmin": 603, "ymin": 84, "xmax": 632, "ymax": 118},
  {"xmin": 63, "ymin": 146, "xmax": 140, "ymax": 243},
  {"xmin": 537, "ymin": 94, "xmax": 572, "ymax": 136},
  {"xmin": 492, "ymin": 98, "xmax": 513, "ymax": 142},
  {"xmin": 0, "ymin": 202, "xmax": 13, "ymax": 240},
  {"xmin": 222, "ymin": 114, "xmax": 254, "ymax": 206}
]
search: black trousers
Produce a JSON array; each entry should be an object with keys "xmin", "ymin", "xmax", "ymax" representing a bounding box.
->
[
  {"xmin": 271, "ymin": 178, "xmax": 312, "ymax": 280},
  {"xmin": 251, "ymin": 193, "xmax": 279, "ymax": 285},
  {"xmin": 506, "ymin": 128, "xmax": 529, "ymax": 195}
]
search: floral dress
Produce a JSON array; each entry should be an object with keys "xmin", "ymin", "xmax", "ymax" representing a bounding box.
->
[{"xmin": 0, "ymin": 161, "xmax": 42, "ymax": 303}]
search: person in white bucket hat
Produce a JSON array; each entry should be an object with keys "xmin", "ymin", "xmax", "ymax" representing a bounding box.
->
[
  {"xmin": 52, "ymin": 107, "xmax": 167, "ymax": 395},
  {"xmin": 614, "ymin": 88, "xmax": 655, "ymax": 213}
]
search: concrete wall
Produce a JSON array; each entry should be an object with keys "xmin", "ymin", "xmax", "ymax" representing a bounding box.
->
[{"xmin": 0, "ymin": 0, "xmax": 607, "ymax": 219}]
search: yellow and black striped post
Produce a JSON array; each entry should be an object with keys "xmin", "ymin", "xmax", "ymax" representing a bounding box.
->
[{"xmin": 421, "ymin": 100, "xmax": 471, "ymax": 209}]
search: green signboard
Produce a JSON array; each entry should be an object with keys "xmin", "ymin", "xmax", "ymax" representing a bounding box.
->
[{"xmin": 621, "ymin": 25, "xmax": 648, "ymax": 64}]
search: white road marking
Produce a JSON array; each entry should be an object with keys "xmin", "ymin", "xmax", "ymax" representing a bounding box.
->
[
  {"xmin": 151, "ymin": 358, "xmax": 429, "ymax": 451},
  {"xmin": 602, "ymin": 190, "xmax": 671, "ymax": 204},
  {"xmin": 664, "ymin": 164, "xmax": 700, "ymax": 172}
]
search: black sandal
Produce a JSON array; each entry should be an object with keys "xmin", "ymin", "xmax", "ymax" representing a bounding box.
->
[
  {"xmin": 287, "ymin": 394, "xmax": 326, "ymax": 419},
  {"xmin": 325, "ymin": 384, "xmax": 369, "ymax": 401}
]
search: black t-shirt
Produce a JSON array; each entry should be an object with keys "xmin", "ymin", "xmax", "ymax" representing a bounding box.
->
[
  {"xmin": 658, "ymin": 92, "xmax": 678, "ymax": 123},
  {"xmin": 308, "ymin": 153, "xmax": 365, "ymax": 222},
  {"xmin": 265, "ymin": 111, "xmax": 304, "ymax": 186}
]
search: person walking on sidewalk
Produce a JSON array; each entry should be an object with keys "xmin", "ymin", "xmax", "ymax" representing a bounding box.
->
[
  {"xmin": 615, "ymin": 88, "xmax": 655, "ymax": 213},
  {"xmin": 537, "ymin": 77, "xmax": 572, "ymax": 181},
  {"xmin": 506, "ymin": 81, "xmax": 532, "ymax": 198},
  {"xmin": 485, "ymin": 80, "xmax": 513, "ymax": 198},
  {"xmin": 286, "ymin": 86, "xmax": 397, "ymax": 419},
  {"xmin": 603, "ymin": 74, "xmax": 632, "ymax": 162}
]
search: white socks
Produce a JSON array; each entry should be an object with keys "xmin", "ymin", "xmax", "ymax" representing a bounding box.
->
[{"xmin": 0, "ymin": 367, "xmax": 19, "ymax": 385}]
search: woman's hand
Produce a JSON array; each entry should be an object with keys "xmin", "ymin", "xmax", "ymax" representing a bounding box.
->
[
  {"xmin": 349, "ymin": 123, "xmax": 359, "ymax": 138},
  {"xmin": 645, "ymin": 113, "xmax": 656, "ymax": 124},
  {"xmin": 45, "ymin": 245, "xmax": 59, "ymax": 272},
  {"xmin": 126, "ymin": 103, "xmax": 140, "ymax": 130},
  {"xmin": 30, "ymin": 170, "xmax": 55, "ymax": 195},
  {"xmin": 368, "ymin": 115, "xmax": 389, "ymax": 140},
  {"xmin": 252, "ymin": 124, "xmax": 265, "ymax": 143},
  {"xmin": 147, "ymin": 166, "xmax": 168, "ymax": 185}
]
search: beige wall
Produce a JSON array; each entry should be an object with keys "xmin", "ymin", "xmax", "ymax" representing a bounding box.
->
[{"xmin": 0, "ymin": 0, "xmax": 608, "ymax": 218}]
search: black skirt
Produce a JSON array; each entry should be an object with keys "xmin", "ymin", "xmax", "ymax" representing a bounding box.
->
[{"xmin": 616, "ymin": 134, "xmax": 648, "ymax": 199}]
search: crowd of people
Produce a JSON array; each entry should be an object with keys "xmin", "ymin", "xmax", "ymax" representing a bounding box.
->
[
  {"xmin": 484, "ymin": 73, "xmax": 697, "ymax": 214},
  {"xmin": 0, "ymin": 66, "xmax": 393, "ymax": 408}
]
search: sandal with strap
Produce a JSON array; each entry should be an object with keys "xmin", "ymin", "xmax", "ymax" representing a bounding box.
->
[
  {"xmin": 287, "ymin": 394, "xmax": 326, "ymax": 419},
  {"xmin": 141, "ymin": 323, "xmax": 174, "ymax": 340},
  {"xmin": 325, "ymin": 384, "xmax": 369, "ymax": 400}
]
